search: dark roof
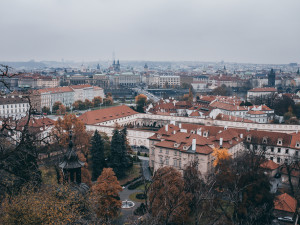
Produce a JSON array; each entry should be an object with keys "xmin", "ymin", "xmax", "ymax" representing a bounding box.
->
[
  {"xmin": 0, "ymin": 96, "xmax": 29, "ymax": 105},
  {"xmin": 59, "ymin": 149, "xmax": 85, "ymax": 169}
]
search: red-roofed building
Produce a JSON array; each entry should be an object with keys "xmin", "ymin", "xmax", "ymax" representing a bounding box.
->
[
  {"xmin": 79, "ymin": 105, "xmax": 138, "ymax": 125},
  {"xmin": 247, "ymin": 87, "xmax": 277, "ymax": 101},
  {"xmin": 32, "ymin": 85, "xmax": 104, "ymax": 113},
  {"xmin": 274, "ymin": 193, "xmax": 297, "ymax": 219},
  {"xmin": 260, "ymin": 160, "xmax": 280, "ymax": 177},
  {"xmin": 149, "ymin": 124, "xmax": 244, "ymax": 175}
]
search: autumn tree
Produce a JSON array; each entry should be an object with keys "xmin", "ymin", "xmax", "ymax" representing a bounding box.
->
[
  {"xmin": 92, "ymin": 96, "xmax": 102, "ymax": 107},
  {"xmin": 0, "ymin": 185, "xmax": 88, "ymax": 224},
  {"xmin": 52, "ymin": 114, "xmax": 91, "ymax": 162},
  {"xmin": 212, "ymin": 149, "xmax": 274, "ymax": 225},
  {"xmin": 103, "ymin": 96, "xmax": 113, "ymax": 106},
  {"xmin": 56, "ymin": 104, "xmax": 66, "ymax": 115},
  {"xmin": 84, "ymin": 99, "xmax": 93, "ymax": 109},
  {"xmin": 42, "ymin": 106, "xmax": 50, "ymax": 114},
  {"xmin": 91, "ymin": 168, "xmax": 122, "ymax": 223},
  {"xmin": 91, "ymin": 130, "xmax": 106, "ymax": 181},
  {"xmin": 72, "ymin": 100, "xmax": 85, "ymax": 110},
  {"xmin": 52, "ymin": 101, "xmax": 63, "ymax": 112},
  {"xmin": 188, "ymin": 87, "xmax": 193, "ymax": 102},
  {"xmin": 135, "ymin": 94, "xmax": 147, "ymax": 113},
  {"xmin": 148, "ymin": 166, "xmax": 191, "ymax": 224}
]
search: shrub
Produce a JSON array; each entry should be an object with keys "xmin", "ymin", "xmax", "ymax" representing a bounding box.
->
[
  {"xmin": 137, "ymin": 151, "xmax": 141, "ymax": 156},
  {"xmin": 128, "ymin": 180, "xmax": 144, "ymax": 190},
  {"xmin": 136, "ymin": 193, "xmax": 146, "ymax": 199},
  {"xmin": 134, "ymin": 203, "xmax": 146, "ymax": 216},
  {"xmin": 144, "ymin": 153, "xmax": 148, "ymax": 157}
]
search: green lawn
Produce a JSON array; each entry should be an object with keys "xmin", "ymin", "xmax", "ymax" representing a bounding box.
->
[
  {"xmin": 129, "ymin": 192, "xmax": 145, "ymax": 203},
  {"xmin": 119, "ymin": 164, "xmax": 141, "ymax": 186}
]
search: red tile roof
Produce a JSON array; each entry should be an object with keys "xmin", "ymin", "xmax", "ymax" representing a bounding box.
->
[
  {"xmin": 78, "ymin": 105, "xmax": 138, "ymax": 125},
  {"xmin": 248, "ymin": 87, "xmax": 277, "ymax": 92},
  {"xmin": 38, "ymin": 86, "xmax": 74, "ymax": 94},
  {"xmin": 70, "ymin": 84, "xmax": 92, "ymax": 89},
  {"xmin": 216, "ymin": 114, "xmax": 253, "ymax": 123},
  {"xmin": 274, "ymin": 193, "xmax": 297, "ymax": 213},
  {"xmin": 247, "ymin": 110, "xmax": 266, "ymax": 115},
  {"xmin": 260, "ymin": 160, "xmax": 279, "ymax": 170},
  {"xmin": 210, "ymin": 101, "xmax": 248, "ymax": 111}
]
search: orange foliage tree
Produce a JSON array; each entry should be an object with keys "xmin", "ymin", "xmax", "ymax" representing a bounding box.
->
[
  {"xmin": 90, "ymin": 168, "xmax": 122, "ymax": 223},
  {"xmin": 212, "ymin": 147, "xmax": 231, "ymax": 167},
  {"xmin": 52, "ymin": 114, "xmax": 91, "ymax": 162},
  {"xmin": 92, "ymin": 96, "xmax": 102, "ymax": 107},
  {"xmin": 0, "ymin": 185, "xmax": 88, "ymax": 224},
  {"xmin": 148, "ymin": 166, "xmax": 191, "ymax": 224},
  {"xmin": 56, "ymin": 104, "xmax": 66, "ymax": 115}
]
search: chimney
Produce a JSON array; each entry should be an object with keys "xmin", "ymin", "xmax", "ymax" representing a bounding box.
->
[
  {"xmin": 240, "ymin": 133, "xmax": 243, "ymax": 138},
  {"xmin": 165, "ymin": 125, "xmax": 168, "ymax": 132},
  {"xmin": 197, "ymin": 128, "xmax": 202, "ymax": 136},
  {"xmin": 173, "ymin": 130, "xmax": 176, "ymax": 134},
  {"xmin": 219, "ymin": 138, "xmax": 223, "ymax": 148},
  {"xmin": 192, "ymin": 138, "xmax": 196, "ymax": 151},
  {"xmin": 179, "ymin": 123, "xmax": 182, "ymax": 129}
]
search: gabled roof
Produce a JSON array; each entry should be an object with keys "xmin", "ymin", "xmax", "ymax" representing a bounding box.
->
[
  {"xmin": 78, "ymin": 105, "xmax": 138, "ymax": 125},
  {"xmin": 274, "ymin": 193, "xmax": 297, "ymax": 213},
  {"xmin": 260, "ymin": 160, "xmax": 279, "ymax": 170}
]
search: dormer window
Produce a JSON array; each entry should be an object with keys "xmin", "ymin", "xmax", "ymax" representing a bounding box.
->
[
  {"xmin": 247, "ymin": 135, "xmax": 251, "ymax": 142},
  {"xmin": 262, "ymin": 137, "xmax": 268, "ymax": 144},
  {"xmin": 174, "ymin": 143, "xmax": 180, "ymax": 148},
  {"xmin": 296, "ymin": 142, "xmax": 300, "ymax": 148},
  {"xmin": 157, "ymin": 134, "xmax": 161, "ymax": 139},
  {"xmin": 183, "ymin": 146, "xmax": 188, "ymax": 150},
  {"xmin": 203, "ymin": 131, "xmax": 208, "ymax": 137},
  {"xmin": 277, "ymin": 138, "xmax": 283, "ymax": 146}
]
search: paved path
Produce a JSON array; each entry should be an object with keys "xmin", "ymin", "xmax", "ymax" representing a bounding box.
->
[
  {"xmin": 118, "ymin": 182, "xmax": 143, "ymax": 224},
  {"xmin": 141, "ymin": 160, "xmax": 151, "ymax": 181}
]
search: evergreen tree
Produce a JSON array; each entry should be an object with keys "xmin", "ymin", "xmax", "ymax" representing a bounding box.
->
[
  {"xmin": 297, "ymin": 68, "xmax": 300, "ymax": 75},
  {"xmin": 110, "ymin": 129, "xmax": 126, "ymax": 178},
  {"xmin": 91, "ymin": 130, "xmax": 105, "ymax": 181}
]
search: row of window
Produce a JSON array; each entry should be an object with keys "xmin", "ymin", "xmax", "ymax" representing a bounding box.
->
[
  {"xmin": 158, "ymin": 148, "xmax": 181, "ymax": 156},
  {"xmin": 0, "ymin": 104, "xmax": 27, "ymax": 109},
  {"xmin": 159, "ymin": 156, "xmax": 181, "ymax": 168},
  {"xmin": 0, "ymin": 108, "xmax": 27, "ymax": 114}
]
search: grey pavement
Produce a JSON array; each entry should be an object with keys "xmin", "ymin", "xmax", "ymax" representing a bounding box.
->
[
  {"xmin": 118, "ymin": 181, "xmax": 142, "ymax": 225},
  {"xmin": 141, "ymin": 160, "xmax": 151, "ymax": 181}
]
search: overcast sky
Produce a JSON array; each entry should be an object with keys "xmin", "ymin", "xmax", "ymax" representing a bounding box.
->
[{"xmin": 0, "ymin": 0, "xmax": 299, "ymax": 64}]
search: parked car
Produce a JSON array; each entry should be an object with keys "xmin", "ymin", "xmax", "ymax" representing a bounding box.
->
[{"xmin": 278, "ymin": 216, "xmax": 293, "ymax": 223}]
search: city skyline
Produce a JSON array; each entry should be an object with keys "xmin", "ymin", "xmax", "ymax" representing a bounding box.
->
[{"xmin": 1, "ymin": 0, "xmax": 299, "ymax": 64}]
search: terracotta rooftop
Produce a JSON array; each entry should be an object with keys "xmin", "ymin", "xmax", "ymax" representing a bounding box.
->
[
  {"xmin": 247, "ymin": 110, "xmax": 266, "ymax": 115},
  {"xmin": 248, "ymin": 87, "xmax": 277, "ymax": 92},
  {"xmin": 210, "ymin": 101, "xmax": 248, "ymax": 111},
  {"xmin": 216, "ymin": 114, "xmax": 253, "ymax": 123},
  {"xmin": 260, "ymin": 160, "xmax": 279, "ymax": 170},
  {"xmin": 274, "ymin": 193, "xmax": 297, "ymax": 213},
  {"xmin": 78, "ymin": 105, "xmax": 138, "ymax": 125},
  {"xmin": 70, "ymin": 84, "xmax": 92, "ymax": 89}
]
